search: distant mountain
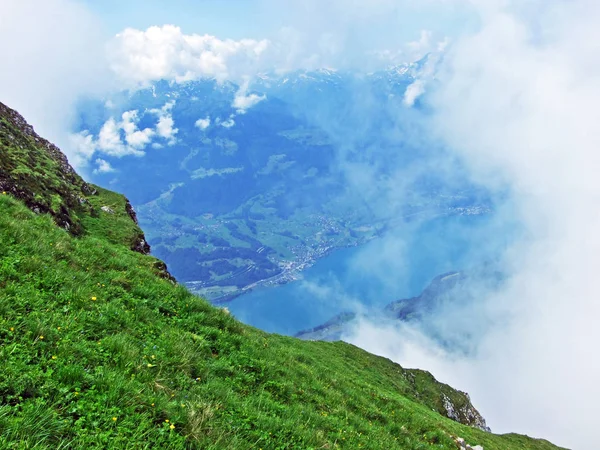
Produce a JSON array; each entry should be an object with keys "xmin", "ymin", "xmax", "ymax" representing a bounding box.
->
[
  {"xmin": 297, "ymin": 268, "xmax": 503, "ymax": 353},
  {"xmin": 74, "ymin": 66, "xmax": 490, "ymax": 300}
]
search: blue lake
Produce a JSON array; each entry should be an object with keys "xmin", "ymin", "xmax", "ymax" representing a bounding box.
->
[{"xmin": 227, "ymin": 213, "xmax": 509, "ymax": 336}]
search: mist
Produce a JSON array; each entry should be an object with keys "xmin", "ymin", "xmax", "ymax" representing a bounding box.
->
[
  {"xmin": 341, "ymin": 1, "xmax": 600, "ymax": 448},
  {"xmin": 0, "ymin": 0, "xmax": 111, "ymax": 167},
  {"xmin": 2, "ymin": 0, "xmax": 598, "ymax": 447}
]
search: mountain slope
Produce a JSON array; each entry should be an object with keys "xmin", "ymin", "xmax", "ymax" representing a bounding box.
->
[{"xmin": 0, "ymin": 102, "xmax": 561, "ymax": 449}]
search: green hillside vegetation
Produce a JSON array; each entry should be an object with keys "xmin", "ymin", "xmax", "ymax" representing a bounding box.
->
[{"xmin": 0, "ymin": 102, "xmax": 562, "ymax": 449}]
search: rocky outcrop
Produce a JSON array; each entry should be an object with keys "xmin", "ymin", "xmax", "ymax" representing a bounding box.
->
[
  {"xmin": 442, "ymin": 392, "xmax": 490, "ymax": 432},
  {"xmin": 0, "ymin": 101, "xmax": 154, "ymax": 258},
  {"xmin": 295, "ymin": 274, "xmax": 491, "ymax": 432},
  {"xmin": 124, "ymin": 199, "xmax": 152, "ymax": 255},
  {"xmin": 0, "ymin": 101, "xmax": 93, "ymax": 234},
  {"xmin": 153, "ymin": 260, "xmax": 177, "ymax": 283},
  {"xmin": 399, "ymin": 368, "xmax": 490, "ymax": 432},
  {"xmin": 453, "ymin": 436, "xmax": 485, "ymax": 450}
]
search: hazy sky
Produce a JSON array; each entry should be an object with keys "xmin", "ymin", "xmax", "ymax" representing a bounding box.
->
[
  {"xmin": 80, "ymin": 0, "xmax": 477, "ymax": 40},
  {"xmin": 80, "ymin": 0, "xmax": 266, "ymax": 38}
]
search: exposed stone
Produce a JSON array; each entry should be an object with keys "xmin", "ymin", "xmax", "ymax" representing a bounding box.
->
[
  {"xmin": 101, "ymin": 206, "xmax": 115, "ymax": 214},
  {"xmin": 152, "ymin": 260, "xmax": 176, "ymax": 283},
  {"xmin": 0, "ymin": 101, "xmax": 87, "ymax": 235},
  {"xmin": 132, "ymin": 237, "xmax": 151, "ymax": 255},
  {"xmin": 125, "ymin": 199, "xmax": 140, "ymax": 225},
  {"xmin": 442, "ymin": 393, "xmax": 490, "ymax": 432},
  {"xmin": 453, "ymin": 436, "xmax": 484, "ymax": 450}
]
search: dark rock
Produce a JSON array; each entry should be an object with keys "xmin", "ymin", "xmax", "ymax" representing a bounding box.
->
[
  {"xmin": 0, "ymin": 101, "xmax": 88, "ymax": 235},
  {"xmin": 132, "ymin": 236, "xmax": 151, "ymax": 255},
  {"xmin": 125, "ymin": 199, "xmax": 140, "ymax": 225},
  {"xmin": 152, "ymin": 260, "xmax": 177, "ymax": 283}
]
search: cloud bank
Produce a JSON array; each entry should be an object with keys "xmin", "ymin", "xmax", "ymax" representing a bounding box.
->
[
  {"xmin": 107, "ymin": 20, "xmax": 449, "ymax": 87},
  {"xmin": 0, "ymin": 0, "xmax": 109, "ymax": 164},
  {"xmin": 343, "ymin": 1, "xmax": 600, "ymax": 448},
  {"xmin": 233, "ymin": 82, "xmax": 266, "ymax": 114},
  {"xmin": 109, "ymin": 25, "xmax": 271, "ymax": 85},
  {"xmin": 70, "ymin": 101, "xmax": 180, "ymax": 170}
]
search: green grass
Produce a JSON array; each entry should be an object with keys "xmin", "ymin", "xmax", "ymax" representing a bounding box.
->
[
  {"xmin": 0, "ymin": 111, "xmax": 88, "ymax": 235},
  {"xmin": 0, "ymin": 104, "xmax": 147, "ymax": 254},
  {"xmin": 0, "ymin": 194, "xmax": 562, "ymax": 450}
]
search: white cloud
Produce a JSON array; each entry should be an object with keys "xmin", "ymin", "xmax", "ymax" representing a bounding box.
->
[
  {"xmin": 156, "ymin": 116, "xmax": 177, "ymax": 143},
  {"xmin": 68, "ymin": 130, "xmax": 97, "ymax": 168},
  {"xmin": 260, "ymin": 0, "xmax": 465, "ymax": 72},
  {"xmin": 195, "ymin": 117, "xmax": 211, "ymax": 130},
  {"xmin": 346, "ymin": 1, "xmax": 600, "ymax": 449},
  {"xmin": 0, "ymin": 0, "xmax": 110, "ymax": 169},
  {"xmin": 403, "ymin": 79, "xmax": 426, "ymax": 106},
  {"xmin": 120, "ymin": 110, "xmax": 138, "ymax": 136},
  {"xmin": 93, "ymin": 158, "xmax": 115, "ymax": 174},
  {"xmin": 150, "ymin": 101, "xmax": 178, "ymax": 144},
  {"xmin": 120, "ymin": 110, "xmax": 155, "ymax": 149},
  {"xmin": 233, "ymin": 81, "xmax": 266, "ymax": 113},
  {"xmin": 406, "ymin": 29, "xmax": 433, "ymax": 56},
  {"xmin": 96, "ymin": 117, "xmax": 143, "ymax": 157},
  {"xmin": 106, "ymin": 11, "xmax": 459, "ymax": 88},
  {"xmin": 109, "ymin": 25, "xmax": 270, "ymax": 86},
  {"xmin": 403, "ymin": 46, "xmax": 446, "ymax": 107},
  {"xmin": 97, "ymin": 118, "xmax": 124, "ymax": 155},
  {"xmin": 126, "ymin": 128, "xmax": 155, "ymax": 149},
  {"xmin": 70, "ymin": 100, "xmax": 179, "ymax": 163},
  {"xmin": 220, "ymin": 118, "xmax": 236, "ymax": 129},
  {"xmin": 234, "ymin": 92, "xmax": 266, "ymax": 113}
]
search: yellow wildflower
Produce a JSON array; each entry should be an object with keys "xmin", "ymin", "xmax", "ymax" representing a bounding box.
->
[
  {"xmin": 165, "ymin": 419, "xmax": 169, "ymax": 423},
  {"xmin": 112, "ymin": 417, "xmax": 117, "ymax": 421},
  {"xmin": 91, "ymin": 297, "xmax": 97, "ymax": 301},
  {"xmin": 51, "ymin": 355, "xmax": 57, "ymax": 360},
  {"xmin": 9, "ymin": 327, "xmax": 14, "ymax": 332},
  {"xmin": 170, "ymin": 424, "xmax": 175, "ymax": 430},
  {"xmin": 39, "ymin": 335, "xmax": 44, "ymax": 340}
]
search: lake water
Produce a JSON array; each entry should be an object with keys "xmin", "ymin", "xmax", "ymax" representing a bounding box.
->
[{"xmin": 226, "ymin": 213, "xmax": 507, "ymax": 336}]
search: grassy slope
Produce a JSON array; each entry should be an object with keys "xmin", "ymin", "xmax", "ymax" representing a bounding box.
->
[{"xmin": 0, "ymin": 104, "xmax": 562, "ymax": 449}]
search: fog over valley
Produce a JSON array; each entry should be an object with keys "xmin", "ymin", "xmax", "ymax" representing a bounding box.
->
[{"xmin": 1, "ymin": 1, "xmax": 598, "ymax": 448}]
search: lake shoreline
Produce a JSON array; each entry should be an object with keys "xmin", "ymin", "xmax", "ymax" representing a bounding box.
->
[
  {"xmin": 217, "ymin": 212, "xmax": 497, "ymax": 336},
  {"xmin": 193, "ymin": 208, "xmax": 492, "ymax": 306}
]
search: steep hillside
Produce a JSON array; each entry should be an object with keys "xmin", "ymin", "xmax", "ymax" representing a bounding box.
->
[{"xmin": 0, "ymin": 102, "xmax": 561, "ymax": 449}]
